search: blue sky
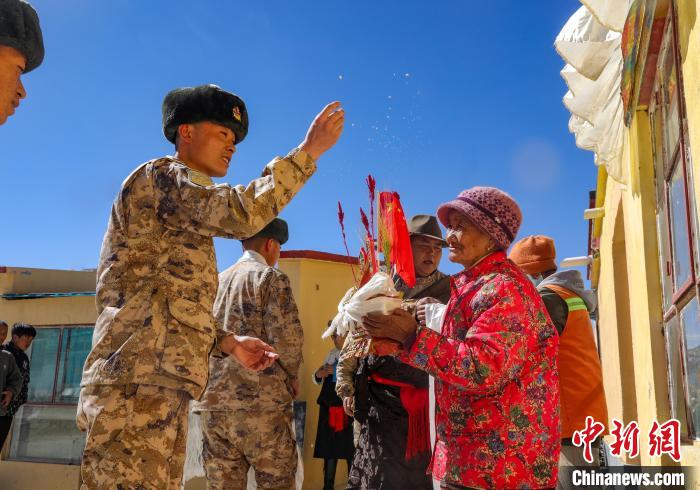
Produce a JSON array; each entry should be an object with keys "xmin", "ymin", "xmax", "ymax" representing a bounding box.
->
[{"xmin": 1, "ymin": 0, "xmax": 596, "ymax": 277}]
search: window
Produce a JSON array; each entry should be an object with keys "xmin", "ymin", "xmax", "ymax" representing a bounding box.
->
[
  {"xmin": 8, "ymin": 326, "xmax": 93, "ymax": 464},
  {"xmin": 650, "ymin": 4, "xmax": 700, "ymax": 440}
]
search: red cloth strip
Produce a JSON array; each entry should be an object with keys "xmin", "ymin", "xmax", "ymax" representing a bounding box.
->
[
  {"xmin": 328, "ymin": 406, "xmax": 348, "ymax": 432},
  {"xmin": 370, "ymin": 373, "xmax": 430, "ymax": 460}
]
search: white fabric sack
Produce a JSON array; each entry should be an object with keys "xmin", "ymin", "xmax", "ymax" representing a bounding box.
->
[{"xmin": 322, "ymin": 272, "xmax": 403, "ymax": 339}]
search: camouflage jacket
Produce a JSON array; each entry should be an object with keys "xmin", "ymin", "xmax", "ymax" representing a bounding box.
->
[
  {"xmin": 194, "ymin": 250, "xmax": 304, "ymax": 411},
  {"xmin": 81, "ymin": 151, "xmax": 315, "ymax": 400}
]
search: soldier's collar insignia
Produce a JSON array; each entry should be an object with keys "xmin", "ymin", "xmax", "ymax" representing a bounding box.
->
[
  {"xmin": 232, "ymin": 106, "xmax": 242, "ymax": 122},
  {"xmin": 188, "ymin": 168, "xmax": 214, "ymax": 187}
]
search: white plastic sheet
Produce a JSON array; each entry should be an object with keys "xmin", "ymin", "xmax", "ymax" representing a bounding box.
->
[{"xmin": 555, "ymin": 1, "xmax": 632, "ymax": 184}]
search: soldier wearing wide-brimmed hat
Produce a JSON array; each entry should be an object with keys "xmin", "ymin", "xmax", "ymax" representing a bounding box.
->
[
  {"xmin": 0, "ymin": 0, "xmax": 44, "ymax": 126},
  {"xmin": 77, "ymin": 84, "xmax": 344, "ymax": 489}
]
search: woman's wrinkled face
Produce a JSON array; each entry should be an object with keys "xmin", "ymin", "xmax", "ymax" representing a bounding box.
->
[{"xmin": 445, "ymin": 211, "xmax": 495, "ymax": 269}]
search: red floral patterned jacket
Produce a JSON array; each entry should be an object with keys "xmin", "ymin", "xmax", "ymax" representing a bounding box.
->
[{"xmin": 401, "ymin": 251, "xmax": 560, "ymax": 489}]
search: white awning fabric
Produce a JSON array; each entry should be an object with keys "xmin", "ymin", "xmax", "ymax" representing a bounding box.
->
[{"xmin": 556, "ymin": 2, "xmax": 632, "ymax": 184}]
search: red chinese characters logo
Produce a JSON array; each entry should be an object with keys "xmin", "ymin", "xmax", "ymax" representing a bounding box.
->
[
  {"xmin": 572, "ymin": 416, "xmax": 605, "ymax": 463},
  {"xmin": 648, "ymin": 419, "xmax": 681, "ymax": 462},
  {"xmin": 609, "ymin": 418, "xmax": 640, "ymax": 459},
  {"xmin": 574, "ymin": 417, "xmax": 683, "ymax": 462}
]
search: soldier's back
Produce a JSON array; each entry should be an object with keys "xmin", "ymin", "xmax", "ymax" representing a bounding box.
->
[{"xmin": 196, "ymin": 258, "xmax": 294, "ymax": 412}]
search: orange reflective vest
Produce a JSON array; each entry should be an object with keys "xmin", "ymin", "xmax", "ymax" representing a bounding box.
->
[{"xmin": 543, "ymin": 284, "xmax": 609, "ymax": 439}]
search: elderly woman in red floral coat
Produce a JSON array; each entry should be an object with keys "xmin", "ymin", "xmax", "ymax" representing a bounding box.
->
[{"xmin": 363, "ymin": 187, "xmax": 560, "ymax": 489}]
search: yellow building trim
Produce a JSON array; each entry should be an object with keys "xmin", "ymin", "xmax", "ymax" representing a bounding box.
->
[{"xmin": 590, "ymin": 165, "xmax": 608, "ymax": 289}]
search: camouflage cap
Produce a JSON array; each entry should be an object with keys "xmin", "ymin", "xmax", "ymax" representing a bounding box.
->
[
  {"xmin": 162, "ymin": 84, "xmax": 248, "ymax": 145},
  {"xmin": 248, "ymin": 218, "xmax": 288, "ymax": 245},
  {"xmin": 0, "ymin": 0, "xmax": 44, "ymax": 72}
]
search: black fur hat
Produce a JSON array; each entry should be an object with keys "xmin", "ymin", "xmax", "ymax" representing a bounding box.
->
[
  {"xmin": 162, "ymin": 84, "xmax": 248, "ymax": 145},
  {"xmin": 0, "ymin": 0, "xmax": 44, "ymax": 72}
]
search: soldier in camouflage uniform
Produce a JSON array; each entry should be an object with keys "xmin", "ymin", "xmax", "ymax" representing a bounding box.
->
[
  {"xmin": 194, "ymin": 217, "xmax": 303, "ymax": 489},
  {"xmin": 77, "ymin": 84, "xmax": 344, "ymax": 489}
]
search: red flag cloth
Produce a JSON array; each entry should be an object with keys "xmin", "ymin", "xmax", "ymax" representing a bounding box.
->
[
  {"xmin": 370, "ymin": 373, "xmax": 430, "ymax": 460},
  {"xmin": 378, "ymin": 192, "xmax": 416, "ymax": 287},
  {"xmin": 328, "ymin": 406, "xmax": 349, "ymax": 432}
]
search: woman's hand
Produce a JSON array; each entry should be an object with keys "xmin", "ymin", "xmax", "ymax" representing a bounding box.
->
[
  {"xmin": 361, "ymin": 308, "xmax": 418, "ymax": 343},
  {"xmin": 415, "ymin": 297, "xmax": 441, "ymax": 327}
]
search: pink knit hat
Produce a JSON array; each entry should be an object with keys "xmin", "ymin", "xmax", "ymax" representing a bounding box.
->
[{"xmin": 437, "ymin": 187, "xmax": 522, "ymax": 250}]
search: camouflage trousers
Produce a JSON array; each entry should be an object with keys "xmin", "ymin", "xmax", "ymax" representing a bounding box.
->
[
  {"xmin": 200, "ymin": 409, "xmax": 297, "ymax": 490},
  {"xmin": 77, "ymin": 384, "xmax": 190, "ymax": 490}
]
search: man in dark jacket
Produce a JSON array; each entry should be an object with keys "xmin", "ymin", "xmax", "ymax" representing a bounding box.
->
[
  {"xmin": 0, "ymin": 322, "xmax": 33, "ymax": 448},
  {"xmin": 336, "ymin": 215, "xmax": 451, "ymax": 490}
]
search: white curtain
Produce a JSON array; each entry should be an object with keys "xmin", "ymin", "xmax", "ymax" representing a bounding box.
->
[{"xmin": 555, "ymin": 1, "xmax": 633, "ymax": 184}]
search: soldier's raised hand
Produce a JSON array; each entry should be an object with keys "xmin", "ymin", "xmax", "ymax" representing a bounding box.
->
[
  {"xmin": 223, "ymin": 335, "xmax": 279, "ymax": 371},
  {"xmin": 299, "ymin": 101, "xmax": 345, "ymax": 161}
]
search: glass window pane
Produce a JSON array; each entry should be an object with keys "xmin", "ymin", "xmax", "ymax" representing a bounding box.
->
[
  {"xmin": 8, "ymin": 405, "xmax": 86, "ymax": 464},
  {"xmin": 55, "ymin": 327, "xmax": 93, "ymax": 403},
  {"xmin": 652, "ymin": 93, "xmax": 675, "ymax": 311},
  {"xmin": 663, "ymin": 72, "xmax": 681, "ymax": 154},
  {"xmin": 681, "ymin": 297, "xmax": 700, "ymax": 436},
  {"xmin": 668, "ymin": 159, "xmax": 693, "ymax": 291},
  {"xmin": 662, "ymin": 40, "xmax": 680, "ymax": 156},
  {"xmin": 665, "ymin": 315, "xmax": 689, "ymax": 434},
  {"xmin": 26, "ymin": 328, "xmax": 60, "ymax": 403},
  {"xmin": 664, "ymin": 88, "xmax": 680, "ymax": 157}
]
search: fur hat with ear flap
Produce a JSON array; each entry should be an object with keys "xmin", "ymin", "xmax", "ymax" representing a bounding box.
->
[
  {"xmin": 162, "ymin": 84, "xmax": 248, "ymax": 145},
  {"xmin": 0, "ymin": 0, "xmax": 44, "ymax": 72}
]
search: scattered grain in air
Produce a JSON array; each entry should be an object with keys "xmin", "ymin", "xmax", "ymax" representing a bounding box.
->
[
  {"xmin": 404, "ymin": 73, "xmax": 411, "ymax": 78},
  {"xmin": 338, "ymin": 75, "xmax": 344, "ymax": 80},
  {"xmin": 388, "ymin": 95, "xmax": 392, "ymax": 99}
]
